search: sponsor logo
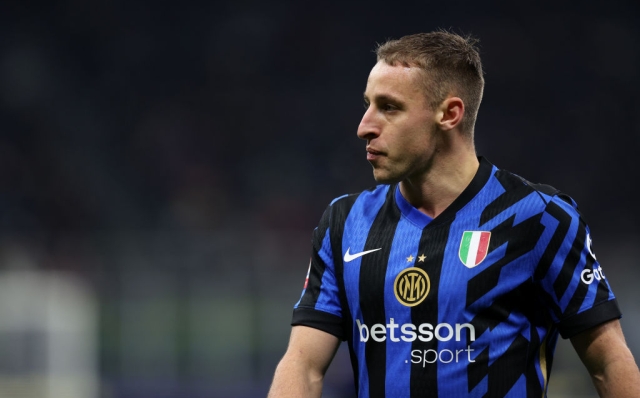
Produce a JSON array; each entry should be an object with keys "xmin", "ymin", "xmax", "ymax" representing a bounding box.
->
[
  {"xmin": 343, "ymin": 247, "xmax": 382, "ymax": 262},
  {"xmin": 587, "ymin": 233, "xmax": 597, "ymax": 260},
  {"xmin": 410, "ymin": 347, "xmax": 475, "ymax": 366},
  {"xmin": 394, "ymin": 267, "xmax": 430, "ymax": 307},
  {"xmin": 356, "ymin": 319, "xmax": 475, "ymax": 343},
  {"xmin": 356, "ymin": 319, "xmax": 476, "ymax": 365},
  {"xmin": 581, "ymin": 266, "xmax": 606, "ymax": 285},
  {"xmin": 459, "ymin": 231, "xmax": 491, "ymax": 268}
]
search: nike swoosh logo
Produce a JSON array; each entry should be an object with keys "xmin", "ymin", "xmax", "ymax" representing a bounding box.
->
[{"xmin": 343, "ymin": 247, "xmax": 382, "ymax": 262}]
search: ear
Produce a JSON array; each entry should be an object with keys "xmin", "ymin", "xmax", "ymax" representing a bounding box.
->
[{"xmin": 436, "ymin": 97, "xmax": 465, "ymax": 131}]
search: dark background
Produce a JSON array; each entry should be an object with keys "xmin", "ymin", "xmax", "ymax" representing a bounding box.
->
[{"xmin": 0, "ymin": 1, "xmax": 638, "ymax": 397}]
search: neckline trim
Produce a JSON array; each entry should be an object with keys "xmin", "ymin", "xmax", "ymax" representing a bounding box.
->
[{"xmin": 394, "ymin": 156, "xmax": 495, "ymax": 228}]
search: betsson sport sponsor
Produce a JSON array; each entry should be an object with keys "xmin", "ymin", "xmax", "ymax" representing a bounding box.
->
[{"xmin": 356, "ymin": 318, "xmax": 476, "ymax": 366}]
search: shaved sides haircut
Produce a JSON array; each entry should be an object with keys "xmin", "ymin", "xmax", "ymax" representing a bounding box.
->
[{"xmin": 376, "ymin": 31, "xmax": 485, "ymax": 136}]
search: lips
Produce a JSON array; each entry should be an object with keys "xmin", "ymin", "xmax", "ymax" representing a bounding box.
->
[{"xmin": 366, "ymin": 146, "xmax": 384, "ymax": 161}]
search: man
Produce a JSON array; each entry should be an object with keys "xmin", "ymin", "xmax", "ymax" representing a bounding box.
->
[{"xmin": 268, "ymin": 31, "xmax": 640, "ymax": 397}]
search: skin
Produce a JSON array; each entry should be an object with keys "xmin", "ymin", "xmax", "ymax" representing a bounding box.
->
[
  {"xmin": 357, "ymin": 61, "xmax": 479, "ymax": 218},
  {"xmin": 571, "ymin": 319, "xmax": 640, "ymax": 397},
  {"xmin": 267, "ymin": 61, "xmax": 640, "ymax": 398},
  {"xmin": 267, "ymin": 326, "xmax": 340, "ymax": 398}
]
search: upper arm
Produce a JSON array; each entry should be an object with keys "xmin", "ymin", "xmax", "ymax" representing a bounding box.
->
[
  {"xmin": 268, "ymin": 326, "xmax": 341, "ymax": 397},
  {"xmin": 570, "ymin": 319, "xmax": 631, "ymax": 375},
  {"xmin": 570, "ymin": 319, "xmax": 640, "ymax": 397},
  {"xmin": 282, "ymin": 325, "xmax": 341, "ymax": 377}
]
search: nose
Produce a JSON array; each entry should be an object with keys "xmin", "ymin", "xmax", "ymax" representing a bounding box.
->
[{"xmin": 357, "ymin": 105, "xmax": 380, "ymax": 141}]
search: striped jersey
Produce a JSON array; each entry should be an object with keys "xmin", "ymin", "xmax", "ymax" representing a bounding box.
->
[{"xmin": 292, "ymin": 157, "xmax": 621, "ymax": 398}]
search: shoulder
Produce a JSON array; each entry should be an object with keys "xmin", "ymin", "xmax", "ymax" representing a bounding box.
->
[
  {"xmin": 492, "ymin": 163, "xmax": 579, "ymax": 212},
  {"xmin": 327, "ymin": 184, "xmax": 392, "ymax": 211},
  {"xmin": 319, "ymin": 185, "xmax": 393, "ymax": 226}
]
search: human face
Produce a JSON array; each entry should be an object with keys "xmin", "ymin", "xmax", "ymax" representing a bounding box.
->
[{"xmin": 357, "ymin": 62, "xmax": 439, "ymax": 184}]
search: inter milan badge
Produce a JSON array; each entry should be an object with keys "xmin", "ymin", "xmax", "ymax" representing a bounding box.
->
[
  {"xmin": 394, "ymin": 267, "xmax": 430, "ymax": 307},
  {"xmin": 459, "ymin": 231, "xmax": 491, "ymax": 268}
]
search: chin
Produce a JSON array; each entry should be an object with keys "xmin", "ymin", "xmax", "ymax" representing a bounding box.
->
[{"xmin": 372, "ymin": 170, "xmax": 402, "ymax": 185}]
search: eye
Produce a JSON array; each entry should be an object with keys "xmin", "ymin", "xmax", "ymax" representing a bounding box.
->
[
  {"xmin": 363, "ymin": 100, "xmax": 370, "ymax": 109},
  {"xmin": 382, "ymin": 103, "xmax": 398, "ymax": 112}
]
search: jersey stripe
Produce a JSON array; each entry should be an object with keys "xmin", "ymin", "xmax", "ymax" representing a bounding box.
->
[
  {"xmin": 328, "ymin": 192, "xmax": 360, "ymax": 385},
  {"xmin": 535, "ymin": 201, "xmax": 571, "ymax": 281},
  {"xmin": 479, "ymin": 170, "xmax": 530, "ymax": 225},
  {"xmin": 383, "ymin": 215, "xmax": 423, "ymax": 397},
  {"xmin": 343, "ymin": 186, "xmax": 390, "ymax": 396},
  {"xmin": 553, "ymin": 211, "xmax": 586, "ymax": 306},
  {"xmin": 360, "ymin": 187, "xmax": 400, "ymax": 397},
  {"xmin": 410, "ymin": 224, "xmax": 451, "ymax": 397},
  {"xmin": 297, "ymin": 218, "xmax": 331, "ymax": 309}
]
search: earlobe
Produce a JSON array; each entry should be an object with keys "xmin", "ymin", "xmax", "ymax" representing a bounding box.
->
[{"xmin": 438, "ymin": 97, "xmax": 465, "ymax": 131}]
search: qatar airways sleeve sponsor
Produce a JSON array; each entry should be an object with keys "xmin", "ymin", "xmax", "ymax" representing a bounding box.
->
[{"xmin": 581, "ymin": 265, "xmax": 606, "ymax": 285}]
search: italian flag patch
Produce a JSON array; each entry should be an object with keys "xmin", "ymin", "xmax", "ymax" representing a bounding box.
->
[{"xmin": 459, "ymin": 231, "xmax": 491, "ymax": 268}]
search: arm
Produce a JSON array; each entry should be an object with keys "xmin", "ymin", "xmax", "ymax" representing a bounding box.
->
[
  {"xmin": 570, "ymin": 319, "xmax": 640, "ymax": 398},
  {"xmin": 268, "ymin": 325, "xmax": 341, "ymax": 398}
]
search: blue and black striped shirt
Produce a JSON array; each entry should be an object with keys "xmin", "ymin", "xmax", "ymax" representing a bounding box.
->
[{"xmin": 293, "ymin": 157, "xmax": 620, "ymax": 398}]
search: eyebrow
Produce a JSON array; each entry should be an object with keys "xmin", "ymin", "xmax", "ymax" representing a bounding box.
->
[
  {"xmin": 363, "ymin": 92, "xmax": 402, "ymax": 102},
  {"xmin": 363, "ymin": 93, "xmax": 404, "ymax": 106}
]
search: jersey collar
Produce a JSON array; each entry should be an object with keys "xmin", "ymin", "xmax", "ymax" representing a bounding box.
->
[{"xmin": 394, "ymin": 156, "xmax": 495, "ymax": 228}]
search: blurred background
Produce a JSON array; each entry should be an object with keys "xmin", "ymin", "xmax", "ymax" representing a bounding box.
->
[{"xmin": 0, "ymin": 0, "xmax": 639, "ymax": 397}]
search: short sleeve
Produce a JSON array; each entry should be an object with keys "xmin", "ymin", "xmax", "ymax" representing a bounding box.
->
[
  {"xmin": 535, "ymin": 194, "xmax": 621, "ymax": 339},
  {"xmin": 292, "ymin": 205, "xmax": 345, "ymax": 339}
]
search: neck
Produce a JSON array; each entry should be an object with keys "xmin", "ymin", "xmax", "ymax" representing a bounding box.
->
[{"xmin": 399, "ymin": 146, "xmax": 479, "ymax": 219}]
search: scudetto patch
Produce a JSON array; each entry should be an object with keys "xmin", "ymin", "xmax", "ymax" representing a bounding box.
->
[{"xmin": 459, "ymin": 231, "xmax": 491, "ymax": 268}]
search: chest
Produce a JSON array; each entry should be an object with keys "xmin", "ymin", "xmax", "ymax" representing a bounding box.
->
[{"xmin": 340, "ymin": 216, "xmax": 540, "ymax": 322}]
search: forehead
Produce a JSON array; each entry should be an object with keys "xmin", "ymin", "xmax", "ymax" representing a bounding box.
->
[{"xmin": 364, "ymin": 61, "xmax": 425, "ymax": 98}]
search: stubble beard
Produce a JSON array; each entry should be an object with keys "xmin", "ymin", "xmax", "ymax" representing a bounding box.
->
[
  {"xmin": 370, "ymin": 145, "xmax": 439, "ymax": 186},
  {"xmin": 370, "ymin": 157, "xmax": 415, "ymax": 185}
]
